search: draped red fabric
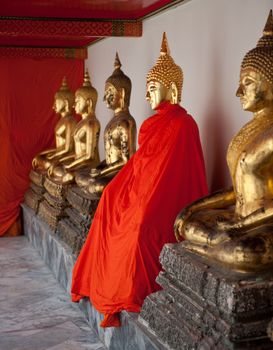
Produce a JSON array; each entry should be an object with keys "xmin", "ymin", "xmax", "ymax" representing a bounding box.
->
[
  {"xmin": 0, "ymin": 57, "xmax": 84, "ymax": 236},
  {"xmin": 71, "ymin": 102, "xmax": 208, "ymax": 326}
]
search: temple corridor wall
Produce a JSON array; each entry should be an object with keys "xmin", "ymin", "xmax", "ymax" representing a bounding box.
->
[{"xmin": 86, "ymin": 0, "xmax": 272, "ymax": 191}]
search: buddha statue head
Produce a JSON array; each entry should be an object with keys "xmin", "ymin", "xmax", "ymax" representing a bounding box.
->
[
  {"xmin": 53, "ymin": 77, "xmax": 74, "ymax": 116},
  {"xmin": 146, "ymin": 32, "xmax": 183, "ymax": 110},
  {"xmin": 104, "ymin": 53, "xmax": 132, "ymax": 113},
  {"xmin": 236, "ymin": 10, "xmax": 273, "ymax": 113},
  {"xmin": 75, "ymin": 70, "xmax": 98, "ymax": 117}
]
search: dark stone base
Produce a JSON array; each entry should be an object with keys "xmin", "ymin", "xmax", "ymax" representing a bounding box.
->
[
  {"xmin": 38, "ymin": 199, "xmax": 67, "ymax": 232},
  {"xmin": 140, "ymin": 243, "xmax": 273, "ymax": 350},
  {"xmin": 22, "ymin": 204, "xmax": 168, "ymax": 350},
  {"xmin": 29, "ymin": 169, "xmax": 46, "ymax": 187},
  {"xmin": 58, "ymin": 218, "xmax": 85, "ymax": 256},
  {"xmin": 67, "ymin": 185, "xmax": 99, "ymax": 216},
  {"xmin": 30, "ymin": 181, "xmax": 45, "ymax": 195},
  {"xmin": 57, "ymin": 185, "xmax": 99, "ymax": 255},
  {"xmin": 44, "ymin": 191, "xmax": 67, "ymax": 209},
  {"xmin": 64, "ymin": 207, "xmax": 91, "ymax": 230},
  {"xmin": 44, "ymin": 177, "xmax": 68, "ymax": 197},
  {"xmin": 24, "ymin": 188, "xmax": 44, "ymax": 213}
]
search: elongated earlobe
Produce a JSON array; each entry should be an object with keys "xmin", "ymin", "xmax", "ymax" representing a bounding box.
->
[
  {"xmin": 87, "ymin": 98, "xmax": 93, "ymax": 114},
  {"xmin": 64, "ymin": 99, "xmax": 69, "ymax": 111},
  {"xmin": 120, "ymin": 88, "xmax": 125, "ymax": 110},
  {"xmin": 170, "ymin": 82, "xmax": 178, "ymax": 104}
]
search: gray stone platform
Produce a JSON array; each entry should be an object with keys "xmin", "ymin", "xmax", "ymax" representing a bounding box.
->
[
  {"xmin": 22, "ymin": 204, "xmax": 168, "ymax": 350},
  {"xmin": 0, "ymin": 236, "xmax": 106, "ymax": 350}
]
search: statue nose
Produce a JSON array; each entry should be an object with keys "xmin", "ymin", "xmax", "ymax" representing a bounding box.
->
[{"xmin": 236, "ymin": 85, "xmax": 243, "ymax": 97}]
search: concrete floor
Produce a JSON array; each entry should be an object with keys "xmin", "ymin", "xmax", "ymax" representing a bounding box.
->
[{"xmin": 0, "ymin": 236, "xmax": 106, "ymax": 350}]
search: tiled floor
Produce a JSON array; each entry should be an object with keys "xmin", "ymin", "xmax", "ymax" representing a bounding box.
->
[{"xmin": 0, "ymin": 236, "xmax": 106, "ymax": 350}]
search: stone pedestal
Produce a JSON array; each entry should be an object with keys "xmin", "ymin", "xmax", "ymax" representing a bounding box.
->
[
  {"xmin": 29, "ymin": 169, "xmax": 46, "ymax": 187},
  {"xmin": 58, "ymin": 218, "xmax": 83, "ymax": 256},
  {"xmin": 66, "ymin": 185, "xmax": 99, "ymax": 216},
  {"xmin": 24, "ymin": 188, "xmax": 43, "ymax": 213},
  {"xmin": 24, "ymin": 170, "xmax": 46, "ymax": 213},
  {"xmin": 58, "ymin": 185, "xmax": 99, "ymax": 255},
  {"xmin": 38, "ymin": 177, "xmax": 69, "ymax": 232},
  {"xmin": 139, "ymin": 243, "xmax": 273, "ymax": 350}
]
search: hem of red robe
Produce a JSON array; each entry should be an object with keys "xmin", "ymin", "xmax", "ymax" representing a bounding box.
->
[{"xmin": 71, "ymin": 292, "xmax": 141, "ymax": 314}]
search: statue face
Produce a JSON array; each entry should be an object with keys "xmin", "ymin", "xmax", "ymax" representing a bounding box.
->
[
  {"xmin": 75, "ymin": 94, "xmax": 87, "ymax": 114},
  {"xmin": 146, "ymin": 81, "xmax": 169, "ymax": 110},
  {"xmin": 236, "ymin": 70, "xmax": 273, "ymax": 112},
  {"xmin": 104, "ymin": 83, "xmax": 120, "ymax": 110},
  {"xmin": 53, "ymin": 98, "xmax": 66, "ymax": 113}
]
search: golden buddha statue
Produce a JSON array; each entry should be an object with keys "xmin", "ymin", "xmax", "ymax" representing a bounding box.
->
[
  {"xmin": 47, "ymin": 71, "xmax": 100, "ymax": 184},
  {"xmin": 32, "ymin": 77, "xmax": 76, "ymax": 172},
  {"xmin": 174, "ymin": 10, "xmax": 273, "ymax": 272},
  {"xmin": 76, "ymin": 53, "xmax": 136, "ymax": 197},
  {"xmin": 146, "ymin": 32, "xmax": 183, "ymax": 108}
]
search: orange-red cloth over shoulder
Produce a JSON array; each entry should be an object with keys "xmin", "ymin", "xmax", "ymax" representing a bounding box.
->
[{"xmin": 71, "ymin": 102, "xmax": 208, "ymax": 323}]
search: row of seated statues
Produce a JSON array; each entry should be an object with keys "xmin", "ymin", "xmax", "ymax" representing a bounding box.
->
[
  {"xmin": 30, "ymin": 9, "xmax": 273, "ymax": 274},
  {"xmin": 24, "ymin": 9, "xmax": 273, "ymax": 344},
  {"xmin": 25, "ymin": 11, "xmax": 273, "ymax": 340},
  {"xmin": 32, "ymin": 53, "xmax": 136, "ymax": 198}
]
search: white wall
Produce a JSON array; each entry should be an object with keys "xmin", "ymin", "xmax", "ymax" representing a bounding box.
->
[{"xmin": 86, "ymin": 0, "xmax": 272, "ymax": 191}]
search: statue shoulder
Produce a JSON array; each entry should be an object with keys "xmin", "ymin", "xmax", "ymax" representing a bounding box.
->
[
  {"xmin": 118, "ymin": 115, "xmax": 136, "ymax": 129},
  {"xmin": 173, "ymin": 110, "xmax": 198, "ymax": 133},
  {"xmin": 86, "ymin": 117, "xmax": 100, "ymax": 128}
]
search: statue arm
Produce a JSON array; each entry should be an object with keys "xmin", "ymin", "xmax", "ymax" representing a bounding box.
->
[
  {"xmin": 219, "ymin": 205, "xmax": 273, "ymax": 232},
  {"xmin": 126, "ymin": 120, "xmax": 136, "ymax": 158},
  {"xmin": 90, "ymin": 160, "xmax": 106, "ymax": 177},
  {"xmin": 98, "ymin": 124, "xmax": 130, "ymax": 177},
  {"xmin": 54, "ymin": 124, "xmax": 66, "ymax": 148},
  {"xmin": 32, "ymin": 148, "xmax": 56, "ymax": 168},
  {"xmin": 35, "ymin": 124, "xmax": 67, "ymax": 160},
  {"xmin": 36, "ymin": 148, "xmax": 56, "ymax": 157},
  {"xmin": 51, "ymin": 123, "xmax": 74, "ymax": 158},
  {"xmin": 57, "ymin": 153, "xmax": 75, "ymax": 163},
  {"xmin": 174, "ymin": 187, "xmax": 235, "ymax": 241},
  {"xmin": 98, "ymin": 161, "xmax": 124, "ymax": 177},
  {"xmin": 48, "ymin": 146, "xmax": 69, "ymax": 159},
  {"xmin": 246, "ymin": 138, "xmax": 273, "ymax": 173},
  {"xmin": 64, "ymin": 125, "xmax": 97, "ymax": 170}
]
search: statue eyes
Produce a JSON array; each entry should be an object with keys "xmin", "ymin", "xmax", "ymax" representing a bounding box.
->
[
  {"xmin": 243, "ymin": 78, "xmax": 255, "ymax": 87},
  {"xmin": 148, "ymin": 86, "xmax": 157, "ymax": 92}
]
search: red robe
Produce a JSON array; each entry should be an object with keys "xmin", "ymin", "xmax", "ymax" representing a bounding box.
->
[{"xmin": 71, "ymin": 102, "xmax": 208, "ymax": 326}]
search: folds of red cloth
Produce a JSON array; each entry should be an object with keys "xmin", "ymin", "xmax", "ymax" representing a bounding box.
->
[{"xmin": 71, "ymin": 101, "xmax": 208, "ymax": 326}]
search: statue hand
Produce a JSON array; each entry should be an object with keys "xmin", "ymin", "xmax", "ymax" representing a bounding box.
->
[
  {"xmin": 216, "ymin": 218, "xmax": 241, "ymax": 232},
  {"xmin": 47, "ymin": 152, "xmax": 55, "ymax": 160},
  {"xmin": 32, "ymin": 158, "xmax": 37, "ymax": 169},
  {"xmin": 47, "ymin": 165, "xmax": 53, "ymax": 177},
  {"xmin": 174, "ymin": 217, "xmax": 184, "ymax": 242},
  {"xmin": 174, "ymin": 209, "xmax": 192, "ymax": 242},
  {"xmin": 90, "ymin": 168, "xmax": 100, "ymax": 178}
]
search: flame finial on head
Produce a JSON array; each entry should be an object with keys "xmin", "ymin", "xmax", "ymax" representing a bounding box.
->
[
  {"xmin": 83, "ymin": 69, "xmax": 92, "ymax": 88},
  {"xmin": 59, "ymin": 76, "xmax": 69, "ymax": 92},
  {"xmin": 160, "ymin": 32, "xmax": 170, "ymax": 55},
  {"xmin": 114, "ymin": 52, "xmax": 122, "ymax": 70},
  {"xmin": 263, "ymin": 9, "xmax": 273, "ymax": 35}
]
